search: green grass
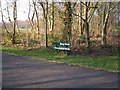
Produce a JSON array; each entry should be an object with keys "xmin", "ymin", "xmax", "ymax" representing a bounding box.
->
[{"xmin": 1, "ymin": 47, "xmax": 119, "ymax": 72}]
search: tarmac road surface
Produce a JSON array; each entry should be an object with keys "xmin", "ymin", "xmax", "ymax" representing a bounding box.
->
[{"xmin": 2, "ymin": 52, "xmax": 119, "ymax": 88}]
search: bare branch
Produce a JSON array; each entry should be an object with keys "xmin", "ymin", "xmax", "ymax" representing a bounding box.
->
[
  {"xmin": 81, "ymin": 2, "xmax": 87, "ymax": 7},
  {"xmin": 0, "ymin": 1, "xmax": 12, "ymax": 38},
  {"xmin": 6, "ymin": 0, "xmax": 12, "ymax": 24},
  {"xmin": 88, "ymin": 2, "xmax": 98, "ymax": 22},
  {"xmin": 72, "ymin": 12, "xmax": 85, "ymax": 22},
  {"xmin": 109, "ymin": 2, "xmax": 119, "ymax": 12}
]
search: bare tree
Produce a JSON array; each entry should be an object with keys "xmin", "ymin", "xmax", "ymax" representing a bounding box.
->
[
  {"xmin": 33, "ymin": 0, "xmax": 40, "ymax": 34},
  {"xmin": 77, "ymin": 2, "xmax": 83, "ymax": 35},
  {"xmin": 51, "ymin": 1, "xmax": 55, "ymax": 32},
  {"xmin": 80, "ymin": 2, "xmax": 83, "ymax": 35},
  {"xmin": 12, "ymin": 0, "xmax": 17, "ymax": 45},
  {"xmin": 28, "ymin": 0, "xmax": 35, "ymax": 33},
  {"xmin": 62, "ymin": 2, "xmax": 73, "ymax": 42},
  {"xmin": 73, "ymin": 2, "xmax": 98, "ymax": 50},
  {"xmin": 101, "ymin": 2, "xmax": 118, "ymax": 47},
  {"xmin": 38, "ymin": 0, "xmax": 48, "ymax": 47},
  {"xmin": 6, "ymin": 0, "xmax": 12, "ymax": 24},
  {"xmin": 0, "ymin": 0, "xmax": 12, "ymax": 38},
  {"xmin": 1, "ymin": 0, "xmax": 18, "ymax": 45}
]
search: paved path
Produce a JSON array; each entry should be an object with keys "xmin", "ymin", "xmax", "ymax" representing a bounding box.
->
[{"xmin": 2, "ymin": 52, "xmax": 119, "ymax": 88}]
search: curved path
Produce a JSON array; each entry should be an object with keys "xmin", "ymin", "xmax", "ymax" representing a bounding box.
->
[{"xmin": 2, "ymin": 52, "xmax": 119, "ymax": 88}]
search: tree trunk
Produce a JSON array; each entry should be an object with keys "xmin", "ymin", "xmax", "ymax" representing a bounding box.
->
[
  {"xmin": 39, "ymin": 1, "xmax": 48, "ymax": 47},
  {"xmin": 45, "ymin": 2, "xmax": 48, "ymax": 47},
  {"xmin": 12, "ymin": 0, "xmax": 17, "ymax": 45},
  {"xmin": 84, "ymin": 2, "xmax": 90, "ymax": 49},
  {"xmin": 102, "ymin": 13, "xmax": 109, "ymax": 47},
  {"xmin": 80, "ymin": 2, "xmax": 83, "ymax": 35},
  {"xmin": 50, "ymin": 1, "xmax": 54, "ymax": 39},
  {"xmin": 51, "ymin": 2, "xmax": 54, "ymax": 32},
  {"xmin": 33, "ymin": 0, "xmax": 40, "ymax": 34},
  {"xmin": 85, "ymin": 21, "xmax": 90, "ymax": 49},
  {"xmin": 63, "ymin": 2, "xmax": 72, "ymax": 42},
  {"xmin": 101, "ymin": 3, "xmax": 111, "ymax": 47}
]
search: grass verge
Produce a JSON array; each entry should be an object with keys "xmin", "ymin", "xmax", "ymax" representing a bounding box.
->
[{"xmin": 1, "ymin": 47, "xmax": 119, "ymax": 72}]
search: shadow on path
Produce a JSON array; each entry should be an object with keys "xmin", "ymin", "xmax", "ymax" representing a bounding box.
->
[{"xmin": 2, "ymin": 52, "xmax": 119, "ymax": 88}]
